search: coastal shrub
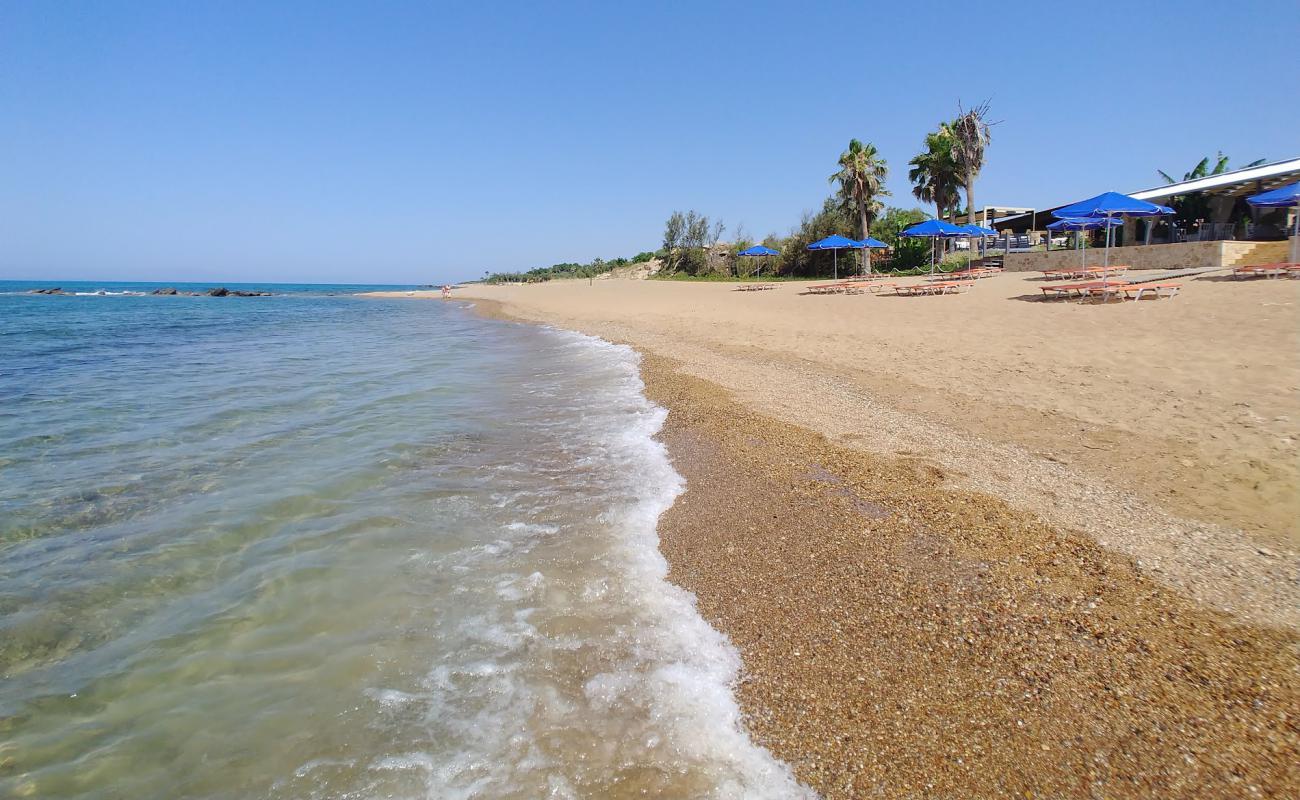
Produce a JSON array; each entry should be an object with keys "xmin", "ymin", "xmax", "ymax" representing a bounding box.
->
[{"xmin": 662, "ymin": 210, "xmax": 725, "ymax": 276}]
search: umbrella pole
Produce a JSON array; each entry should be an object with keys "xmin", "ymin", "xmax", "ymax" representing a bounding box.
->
[
  {"xmin": 1104, "ymin": 214, "xmax": 1112, "ymax": 269},
  {"xmin": 1292, "ymin": 209, "xmax": 1298, "ymax": 264},
  {"xmin": 833, "ymin": 249, "xmax": 838, "ymax": 281}
]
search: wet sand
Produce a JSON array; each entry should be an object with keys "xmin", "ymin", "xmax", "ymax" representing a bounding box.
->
[{"xmin": 369, "ymin": 275, "xmax": 1300, "ymax": 797}]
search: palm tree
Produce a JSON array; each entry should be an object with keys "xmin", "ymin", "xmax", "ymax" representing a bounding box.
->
[
  {"xmin": 948, "ymin": 101, "xmax": 993, "ymax": 225},
  {"xmin": 830, "ymin": 139, "xmax": 889, "ymax": 241},
  {"xmin": 908, "ymin": 128, "xmax": 962, "ymax": 222},
  {"xmin": 1158, "ymin": 152, "xmax": 1266, "ymax": 184}
]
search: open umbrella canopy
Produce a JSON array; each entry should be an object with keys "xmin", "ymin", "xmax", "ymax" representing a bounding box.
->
[
  {"xmin": 1046, "ymin": 217, "xmax": 1123, "ymax": 231},
  {"xmin": 737, "ymin": 245, "xmax": 780, "ymax": 256},
  {"xmin": 900, "ymin": 219, "xmax": 967, "ymax": 238},
  {"xmin": 806, "ymin": 235, "xmax": 871, "ymax": 279},
  {"xmin": 901, "ymin": 220, "xmax": 967, "ymax": 275},
  {"xmin": 959, "ymin": 224, "xmax": 997, "ymax": 236},
  {"xmin": 859, "ymin": 236, "xmax": 888, "ymax": 248},
  {"xmin": 806, "ymin": 234, "xmax": 862, "ymax": 250},
  {"xmin": 1246, "ymin": 181, "xmax": 1300, "ymax": 262},
  {"xmin": 1052, "ymin": 191, "xmax": 1171, "ymax": 219},
  {"xmin": 1245, "ymin": 181, "xmax": 1300, "ymax": 207}
]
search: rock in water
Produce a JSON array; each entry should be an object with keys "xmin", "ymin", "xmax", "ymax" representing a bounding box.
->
[
  {"xmin": 153, "ymin": 287, "xmax": 179, "ymax": 295},
  {"xmin": 206, "ymin": 287, "xmax": 230, "ymax": 297}
]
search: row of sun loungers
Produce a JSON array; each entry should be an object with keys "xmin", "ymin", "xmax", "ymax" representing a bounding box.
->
[
  {"xmin": 786, "ymin": 262, "xmax": 1290, "ymax": 303},
  {"xmin": 893, "ymin": 281, "xmax": 975, "ymax": 296},
  {"xmin": 734, "ymin": 282, "xmax": 779, "ymax": 291},
  {"xmin": 1039, "ymin": 279, "xmax": 1182, "ymax": 302},
  {"xmin": 935, "ymin": 267, "xmax": 1002, "ymax": 280},
  {"xmin": 1231, "ymin": 263, "xmax": 1300, "ymax": 279},
  {"xmin": 1040, "ymin": 266, "xmax": 1129, "ymax": 280},
  {"xmin": 805, "ymin": 280, "xmax": 895, "ymax": 295}
]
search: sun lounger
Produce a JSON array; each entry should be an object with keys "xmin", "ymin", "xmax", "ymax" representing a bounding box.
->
[
  {"xmin": 1123, "ymin": 282, "xmax": 1182, "ymax": 300},
  {"xmin": 1080, "ymin": 282, "xmax": 1180, "ymax": 302},
  {"xmin": 1039, "ymin": 279, "xmax": 1128, "ymax": 300},
  {"xmin": 735, "ymin": 283, "xmax": 778, "ymax": 291},
  {"xmin": 894, "ymin": 281, "xmax": 973, "ymax": 296},
  {"xmin": 1233, "ymin": 264, "xmax": 1290, "ymax": 279}
]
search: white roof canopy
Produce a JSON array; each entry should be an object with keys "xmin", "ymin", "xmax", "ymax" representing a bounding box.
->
[
  {"xmin": 991, "ymin": 157, "xmax": 1300, "ymax": 229},
  {"xmin": 1130, "ymin": 157, "xmax": 1300, "ymax": 201}
]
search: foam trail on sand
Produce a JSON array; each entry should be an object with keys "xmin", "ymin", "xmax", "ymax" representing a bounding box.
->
[{"xmin": 376, "ymin": 331, "xmax": 812, "ymax": 798}]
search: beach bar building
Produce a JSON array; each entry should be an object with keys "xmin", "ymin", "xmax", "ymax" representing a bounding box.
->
[{"xmin": 988, "ymin": 157, "xmax": 1300, "ymax": 271}]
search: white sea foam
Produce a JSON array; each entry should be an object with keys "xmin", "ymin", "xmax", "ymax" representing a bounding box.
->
[{"xmin": 391, "ymin": 329, "xmax": 813, "ymax": 799}]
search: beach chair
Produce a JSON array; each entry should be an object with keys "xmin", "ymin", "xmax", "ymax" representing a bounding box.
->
[
  {"xmin": 1124, "ymin": 283, "xmax": 1182, "ymax": 300},
  {"xmin": 893, "ymin": 284, "xmax": 926, "ymax": 296},
  {"xmin": 1040, "ymin": 279, "xmax": 1127, "ymax": 300},
  {"xmin": 1232, "ymin": 264, "xmax": 1288, "ymax": 279}
]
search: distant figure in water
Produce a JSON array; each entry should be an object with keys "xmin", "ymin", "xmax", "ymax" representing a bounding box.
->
[{"xmin": 441, "ymin": 285, "xmax": 452, "ymax": 299}]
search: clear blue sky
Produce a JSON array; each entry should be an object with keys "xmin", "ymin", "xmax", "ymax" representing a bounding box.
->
[{"xmin": 3, "ymin": 1, "xmax": 1297, "ymax": 284}]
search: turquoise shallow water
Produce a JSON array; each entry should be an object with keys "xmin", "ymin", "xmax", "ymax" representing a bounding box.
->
[{"xmin": 0, "ymin": 283, "xmax": 807, "ymax": 799}]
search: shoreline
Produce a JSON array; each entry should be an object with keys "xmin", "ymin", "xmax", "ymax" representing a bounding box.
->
[{"xmin": 375, "ymin": 284, "xmax": 1299, "ymax": 797}]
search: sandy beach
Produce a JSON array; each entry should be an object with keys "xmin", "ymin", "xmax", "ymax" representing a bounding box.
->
[{"xmin": 369, "ymin": 273, "xmax": 1299, "ymax": 797}]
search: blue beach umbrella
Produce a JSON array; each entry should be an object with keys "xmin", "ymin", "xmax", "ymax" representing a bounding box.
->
[
  {"xmin": 901, "ymin": 219, "xmax": 968, "ymax": 275},
  {"xmin": 737, "ymin": 244, "xmax": 780, "ymax": 279},
  {"xmin": 958, "ymin": 224, "xmax": 997, "ymax": 268},
  {"xmin": 855, "ymin": 237, "xmax": 889, "ymax": 275},
  {"xmin": 1046, "ymin": 217, "xmax": 1123, "ymax": 270},
  {"xmin": 1052, "ymin": 191, "xmax": 1173, "ymax": 268},
  {"xmin": 1246, "ymin": 181, "xmax": 1300, "ymax": 263},
  {"xmin": 807, "ymin": 234, "xmax": 862, "ymax": 280}
]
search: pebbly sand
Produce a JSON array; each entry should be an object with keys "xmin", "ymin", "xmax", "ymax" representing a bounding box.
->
[{"xmin": 367, "ymin": 273, "xmax": 1299, "ymax": 798}]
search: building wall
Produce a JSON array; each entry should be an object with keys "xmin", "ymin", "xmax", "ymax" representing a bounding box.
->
[{"xmin": 1002, "ymin": 239, "xmax": 1293, "ymax": 272}]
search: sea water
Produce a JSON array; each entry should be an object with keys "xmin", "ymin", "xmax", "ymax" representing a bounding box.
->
[{"xmin": 0, "ymin": 282, "xmax": 808, "ymax": 799}]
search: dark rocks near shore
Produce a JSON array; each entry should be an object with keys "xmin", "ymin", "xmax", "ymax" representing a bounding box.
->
[
  {"xmin": 205, "ymin": 287, "xmax": 273, "ymax": 297},
  {"xmin": 28, "ymin": 285, "xmax": 271, "ymax": 297}
]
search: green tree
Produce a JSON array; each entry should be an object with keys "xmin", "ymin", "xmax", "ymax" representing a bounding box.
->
[
  {"xmin": 661, "ymin": 210, "xmax": 724, "ymax": 275},
  {"xmin": 1156, "ymin": 152, "xmax": 1267, "ymax": 228},
  {"xmin": 873, "ymin": 207, "xmax": 931, "ymax": 271},
  {"xmin": 1157, "ymin": 152, "xmax": 1266, "ymax": 184},
  {"xmin": 908, "ymin": 128, "xmax": 962, "ymax": 222},
  {"xmin": 830, "ymin": 139, "xmax": 889, "ymax": 241},
  {"xmin": 772, "ymin": 198, "xmax": 857, "ymax": 277}
]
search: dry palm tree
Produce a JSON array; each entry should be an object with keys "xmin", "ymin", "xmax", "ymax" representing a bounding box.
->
[
  {"xmin": 908, "ymin": 128, "xmax": 962, "ymax": 222},
  {"xmin": 830, "ymin": 139, "xmax": 889, "ymax": 241},
  {"xmin": 948, "ymin": 100, "xmax": 994, "ymax": 225}
]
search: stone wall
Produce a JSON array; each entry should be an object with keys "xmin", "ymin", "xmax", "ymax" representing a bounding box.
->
[{"xmin": 1002, "ymin": 239, "xmax": 1293, "ymax": 272}]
